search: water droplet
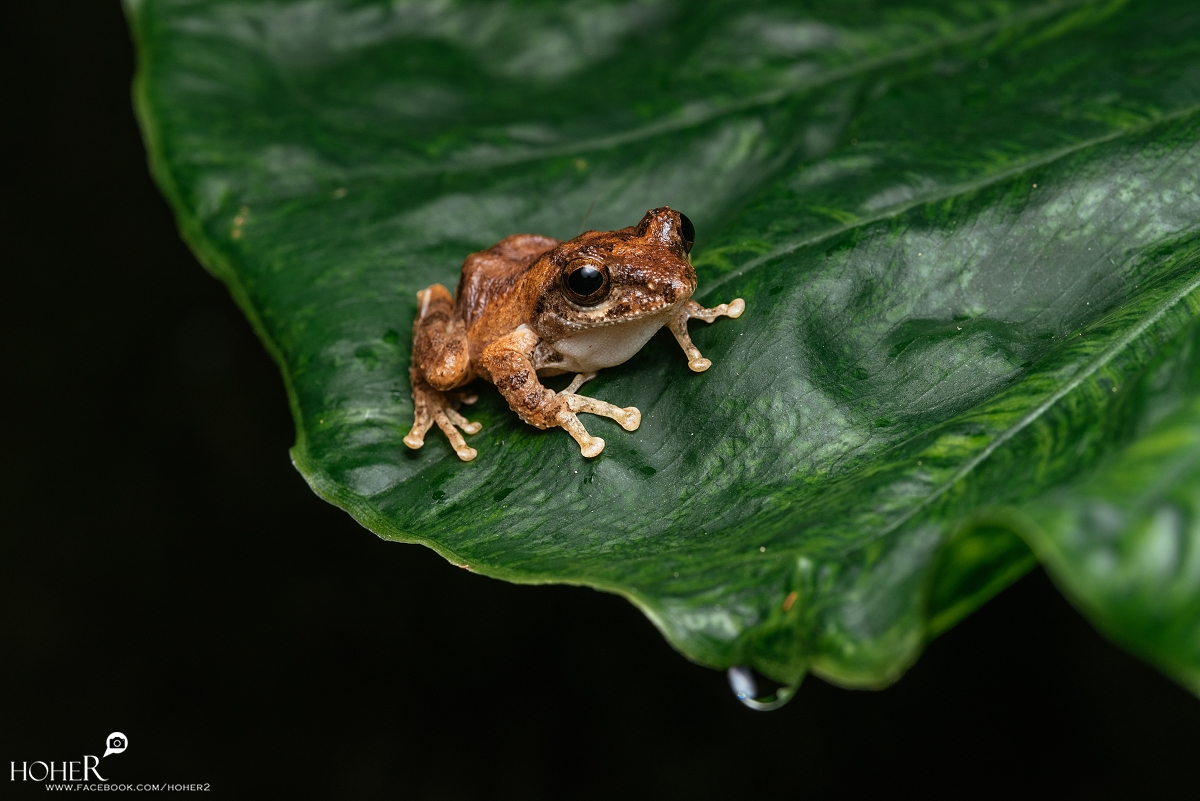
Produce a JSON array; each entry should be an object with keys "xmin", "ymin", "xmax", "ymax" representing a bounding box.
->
[{"xmin": 727, "ymin": 666, "xmax": 797, "ymax": 711}]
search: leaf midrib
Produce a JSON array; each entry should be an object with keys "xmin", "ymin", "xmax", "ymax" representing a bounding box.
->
[{"xmin": 700, "ymin": 103, "xmax": 1200, "ymax": 299}]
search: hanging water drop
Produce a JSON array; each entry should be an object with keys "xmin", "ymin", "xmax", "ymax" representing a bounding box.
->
[{"xmin": 727, "ymin": 666, "xmax": 797, "ymax": 711}]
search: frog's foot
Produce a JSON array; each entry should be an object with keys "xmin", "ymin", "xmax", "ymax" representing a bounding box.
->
[
  {"xmin": 556, "ymin": 393, "xmax": 641, "ymax": 458},
  {"xmin": 404, "ymin": 370, "xmax": 482, "ymax": 462},
  {"xmin": 668, "ymin": 298, "xmax": 746, "ymax": 372}
]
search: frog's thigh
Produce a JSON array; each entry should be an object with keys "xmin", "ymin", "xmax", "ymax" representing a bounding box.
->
[
  {"xmin": 482, "ymin": 327, "xmax": 638, "ymax": 458},
  {"xmin": 412, "ymin": 283, "xmax": 470, "ymax": 391},
  {"xmin": 406, "ymin": 284, "xmax": 479, "ymax": 461},
  {"xmin": 668, "ymin": 298, "xmax": 746, "ymax": 372}
]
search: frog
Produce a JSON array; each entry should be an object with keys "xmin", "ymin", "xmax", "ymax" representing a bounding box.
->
[{"xmin": 403, "ymin": 206, "xmax": 745, "ymax": 461}]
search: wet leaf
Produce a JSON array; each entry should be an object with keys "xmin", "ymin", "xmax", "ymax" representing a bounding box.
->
[{"xmin": 128, "ymin": 0, "xmax": 1200, "ymax": 690}]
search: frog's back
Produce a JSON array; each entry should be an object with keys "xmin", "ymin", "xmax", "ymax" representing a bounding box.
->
[{"xmin": 456, "ymin": 234, "xmax": 559, "ymax": 329}]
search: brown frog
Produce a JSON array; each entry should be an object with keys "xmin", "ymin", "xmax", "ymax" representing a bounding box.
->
[{"xmin": 403, "ymin": 207, "xmax": 745, "ymax": 461}]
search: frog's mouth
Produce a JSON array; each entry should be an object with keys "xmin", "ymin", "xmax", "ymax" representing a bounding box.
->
[{"xmin": 558, "ymin": 290, "xmax": 693, "ymax": 329}]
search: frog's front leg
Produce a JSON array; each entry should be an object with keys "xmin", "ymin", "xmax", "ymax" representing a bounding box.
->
[
  {"xmin": 482, "ymin": 326, "xmax": 640, "ymax": 458},
  {"xmin": 404, "ymin": 284, "xmax": 481, "ymax": 461},
  {"xmin": 668, "ymin": 298, "xmax": 746, "ymax": 372}
]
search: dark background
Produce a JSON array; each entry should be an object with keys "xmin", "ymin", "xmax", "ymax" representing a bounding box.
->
[{"xmin": 3, "ymin": 3, "xmax": 1198, "ymax": 798}]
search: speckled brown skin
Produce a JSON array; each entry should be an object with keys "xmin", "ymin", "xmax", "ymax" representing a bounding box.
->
[{"xmin": 404, "ymin": 207, "xmax": 744, "ymax": 460}]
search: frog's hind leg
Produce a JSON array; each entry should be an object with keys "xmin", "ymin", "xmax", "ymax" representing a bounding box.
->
[
  {"xmin": 404, "ymin": 368, "xmax": 481, "ymax": 462},
  {"xmin": 405, "ymin": 283, "xmax": 481, "ymax": 461},
  {"xmin": 412, "ymin": 284, "xmax": 471, "ymax": 391},
  {"xmin": 668, "ymin": 298, "xmax": 746, "ymax": 372}
]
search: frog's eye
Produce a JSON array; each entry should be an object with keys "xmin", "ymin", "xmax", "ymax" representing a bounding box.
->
[
  {"xmin": 562, "ymin": 259, "xmax": 611, "ymax": 305},
  {"xmin": 678, "ymin": 212, "xmax": 695, "ymax": 253}
]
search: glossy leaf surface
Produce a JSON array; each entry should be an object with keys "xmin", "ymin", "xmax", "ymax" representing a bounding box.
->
[{"xmin": 128, "ymin": 0, "xmax": 1200, "ymax": 688}]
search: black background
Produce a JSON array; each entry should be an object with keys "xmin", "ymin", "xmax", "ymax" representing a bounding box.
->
[{"xmin": 3, "ymin": 3, "xmax": 1199, "ymax": 798}]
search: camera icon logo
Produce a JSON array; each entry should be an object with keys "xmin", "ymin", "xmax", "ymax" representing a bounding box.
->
[{"xmin": 104, "ymin": 732, "xmax": 128, "ymax": 758}]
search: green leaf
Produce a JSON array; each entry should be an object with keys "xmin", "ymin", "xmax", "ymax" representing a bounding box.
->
[
  {"xmin": 127, "ymin": 0, "xmax": 1200, "ymax": 690},
  {"xmin": 1016, "ymin": 326, "xmax": 1200, "ymax": 695}
]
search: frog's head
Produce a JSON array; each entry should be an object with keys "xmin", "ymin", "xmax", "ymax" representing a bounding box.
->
[
  {"xmin": 538, "ymin": 207, "xmax": 696, "ymax": 327},
  {"xmin": 531, "ymin": 207, "xmax": 698, "ymax": 370}
]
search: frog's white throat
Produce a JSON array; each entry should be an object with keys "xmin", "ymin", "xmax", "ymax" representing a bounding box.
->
[{"xmin": 546, "ymin": 306, "xmax": 677, "ymax": 373}]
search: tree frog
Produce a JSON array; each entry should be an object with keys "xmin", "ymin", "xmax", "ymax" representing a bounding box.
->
[{"xmin": 403, "ymin": 207, "xmax": 745, "ymax": 461}]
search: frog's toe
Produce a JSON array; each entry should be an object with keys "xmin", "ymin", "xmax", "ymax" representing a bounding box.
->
[
  {"xmin": 403, "ymin": 414, "xmax": 433, "ymax": 449},
  {"xmin": 564, "ymin": 393, "xmax": 640, "ymax": 433},
  {"xmin": 557, "ymin": 408, "xmax": 606, "ymax": 457},
  {"xmin": 559, "ymin": 371, "xmax": 599, "ymax": 396},
  {"xmin": 687, "ymin": 357, "xmax": 712, "ymax": 372},
  {"xmin": 445, "ymin": 406, "xmax": 482, "ymax": 435},
  {"xmin": 433, "ymin": 411, "xmax": 479, "ymax": 462},
  {"xmin": 726, "ymin": 298, "xmax": 746, "ymax": 318}
]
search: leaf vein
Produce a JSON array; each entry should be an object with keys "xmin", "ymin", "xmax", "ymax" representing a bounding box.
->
[{"xmin": 699, "ymin": 103, "xmax": 1200, "ymax": 301}]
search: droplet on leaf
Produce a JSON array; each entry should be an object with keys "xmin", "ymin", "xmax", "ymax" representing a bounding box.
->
[{"xmin": 727, "ymin": 666, "xmax": 798, "ymax": 711}]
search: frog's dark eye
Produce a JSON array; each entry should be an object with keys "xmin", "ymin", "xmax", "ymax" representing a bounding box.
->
[
  {"xmin": 562, "ymin": 259, "xmax": 611, "ymax": 305},
  {"xmin": 678, "ymin": 212, "xmax": 695, "ymax": 253}
]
